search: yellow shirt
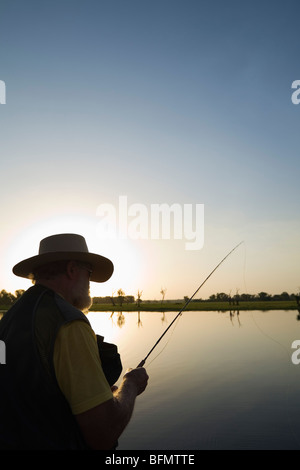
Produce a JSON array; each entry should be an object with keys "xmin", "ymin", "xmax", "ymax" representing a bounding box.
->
[{"xmin": 53, "ymin": 320, "xmax": 113, "ymax": 415}]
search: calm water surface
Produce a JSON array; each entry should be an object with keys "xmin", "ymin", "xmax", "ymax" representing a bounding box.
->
[{"xmin": 87, "ymin": 309, "xmax": 300, "ymax": 450}]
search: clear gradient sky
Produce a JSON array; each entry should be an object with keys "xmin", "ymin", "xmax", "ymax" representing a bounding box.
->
[{"xmin": 0, "ymin": 0, "xmax": 299, "ymax": 301}]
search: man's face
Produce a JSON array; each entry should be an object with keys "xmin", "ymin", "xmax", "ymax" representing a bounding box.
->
[{"xmin": 71, "ymin": 264, "xmax": 93, "ymax": 313}]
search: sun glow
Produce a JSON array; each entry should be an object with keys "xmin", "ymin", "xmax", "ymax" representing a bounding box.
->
[{"xmin": 2, "ymin": 211, "xmax": 144, "ymax": 298}]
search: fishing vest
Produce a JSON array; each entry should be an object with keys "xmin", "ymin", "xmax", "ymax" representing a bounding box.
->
[{"xmin": 0, "ymin": 284, "xmax": 121, "ymax": 450}]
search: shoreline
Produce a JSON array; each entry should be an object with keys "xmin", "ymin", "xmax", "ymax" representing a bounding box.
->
[
  {"xmin": 1, "ymin": 300, "xmax": 299, "ymax": 315},
  {"xmin": 89, "ymin": 300, "xmax": 299, "ymax": 312}
]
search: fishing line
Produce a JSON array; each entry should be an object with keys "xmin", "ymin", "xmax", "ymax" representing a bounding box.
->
[
  {"xmin": 241, "ymin": 241, "xmax": 291, "ymax": 357},
  {"xmin": 241, "ymin": 243, "xmax": 300, "ymax": 448},
  {"xmin": 149, "ymin": 240, "xmax": 247, "ymax": 366},
  {"xmin": 137, "ymin": 241, "xmax": 244, "ymax": 368},
  {"xmin": 239, "ymin": 241, "xmax": 291, "ymax": 357},
  {"xmin": 146, "ymin": 312, "xmax": 183, "ymax": 368},
  {"xmin": 249, "ymin": 309, "xmax": 300, "ymax": 447}
]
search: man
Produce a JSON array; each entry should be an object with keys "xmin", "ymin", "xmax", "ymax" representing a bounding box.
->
[{"xmin": 0, "ymin": 233, "xmax": 149, "ymax": 450}]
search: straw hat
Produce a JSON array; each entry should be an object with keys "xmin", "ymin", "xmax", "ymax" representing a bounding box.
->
[{"xmin": 12, "ymin": 233, "xmax": 114, "ymax": 283}]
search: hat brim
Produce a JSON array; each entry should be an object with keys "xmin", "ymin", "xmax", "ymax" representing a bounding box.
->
[{"xmin": 12, "ymin": 252, "xmax": 114, "ymax": 283}]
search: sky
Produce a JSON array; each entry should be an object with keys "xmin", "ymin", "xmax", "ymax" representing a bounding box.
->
[{"xmin": 0, "ymin": 0, "xmax": 299, "ymax": 301}]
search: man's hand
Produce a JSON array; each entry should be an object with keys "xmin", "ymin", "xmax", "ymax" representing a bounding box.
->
[
  {"xmin": 121, "ymin": 367, "xmax": 149, "ymax": 396},
  {"xmin": 76, "ymin": 366, "xmax": 149, "ymax": 449}
]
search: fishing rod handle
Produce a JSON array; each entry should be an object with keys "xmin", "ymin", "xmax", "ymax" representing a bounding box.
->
[{"xmin": 137, "ymin": 359, "xmax": 145, "ymax": 368}]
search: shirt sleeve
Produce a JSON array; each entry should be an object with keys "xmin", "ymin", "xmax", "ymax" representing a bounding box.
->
[{"xmin": 53, "ymin": 320, "xmax": 113, "ymax": 415}]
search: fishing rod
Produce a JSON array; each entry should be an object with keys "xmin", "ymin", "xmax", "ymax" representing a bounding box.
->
[{"xmin": 137, "ymin": 241, "xmax": 244, "ymax": 368}]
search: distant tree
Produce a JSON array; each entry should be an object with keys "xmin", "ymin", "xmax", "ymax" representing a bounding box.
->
[
  {"xmin": 14, "ymin": 289, "xmax": 25, "ymax": 300},
  {"xmin": 117, "ymin": 289, "xmax": 125, "ymax": 307},
  {"xmin": 257, "ymin": 292, "xmax": 271, "ymax": 301},
  {"xmin": 0, "ymin": 290, "xmax": 14, "ymax": 306},
  {"xmin": 279, "ymin": 291, "xmax": 290, "ymax": 300},
  {"xmin": 234, "ymin": 289, "xmax": 240, "ymax": 306},
  {"xmin": 240, "ymin": 293, "xmax": 253, "ymax": 301},
  {"xmin": 110, "ymin": 290, "xmax": 116, "ymax": 306},
  {"xmin": 160, "ymin": 287, "xmax": 167, "ymax": 305},
  {"xmin": 216, "ymin": 292, "xmax": 229, "ymax": 301},
  {"xmin": 136, "ymin": 290, "xmax": 143, "ymax": 308}
]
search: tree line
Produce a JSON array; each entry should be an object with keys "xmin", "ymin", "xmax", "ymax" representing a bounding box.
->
[
  {"xmin": 205, "ymin": 291, "xmax": 299, "ymax": 305},
  {"xmin": 0, "ymin": 288, "xmax": 299, "ymax": 308},
  {"xmin": 0, "ymin": 289, "xmax": 25, "ymax": 306}
]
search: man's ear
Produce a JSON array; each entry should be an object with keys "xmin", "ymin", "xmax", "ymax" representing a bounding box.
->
[{"xmin": 65, "ymin": 261, "xmax": 79, "ymax": 280}]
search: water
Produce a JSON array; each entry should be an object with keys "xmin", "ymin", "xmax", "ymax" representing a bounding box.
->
[{"xmin": 87, "ymin": 309, "xmax": 300, "ymax": 450}]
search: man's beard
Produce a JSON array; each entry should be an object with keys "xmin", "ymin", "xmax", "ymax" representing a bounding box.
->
[{"xmin": 71, "ymin": 281, "xmax": 93, "ymax": 313}]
